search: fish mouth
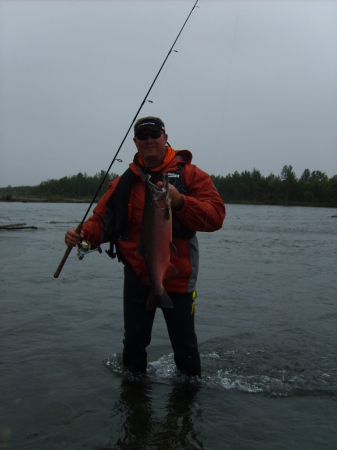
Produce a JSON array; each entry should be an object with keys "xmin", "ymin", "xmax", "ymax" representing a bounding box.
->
[
  {"xmin": 146, "ymin": 174, "xmax": 168, "ymax": 192},
  {"xmin": 145, "ymin": 174, "xmax": 170, "ymax": 207}
]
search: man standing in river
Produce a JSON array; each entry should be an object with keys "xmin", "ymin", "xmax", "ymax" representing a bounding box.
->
[{"xmin": 65, "ymin": 116, "xmax": 226, "ymax": 377}]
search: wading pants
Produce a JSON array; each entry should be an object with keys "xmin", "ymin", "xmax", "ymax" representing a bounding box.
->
[{"xmin": 122, "ymin": 264, "xmax": 201, "ymax": 377}]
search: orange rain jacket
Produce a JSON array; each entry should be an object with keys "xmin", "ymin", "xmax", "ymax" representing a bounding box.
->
[{"xmin": 82, "ymin": 147, "xmax": 226, "ymax": 293}]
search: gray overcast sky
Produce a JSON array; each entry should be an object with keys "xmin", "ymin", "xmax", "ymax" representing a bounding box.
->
[{"xmin": 1, "ymin": 0, "xmax": 336, "ymax": 187}]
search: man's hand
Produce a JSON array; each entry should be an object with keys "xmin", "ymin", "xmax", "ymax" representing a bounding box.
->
[
  {"xmin": 156, "ymin": 181, "xmax": 182, "ymax": 209},
  {"xmin": 168, "ymin": 183, "xmax": 182, "ymax": 209},
  {"xmin": 65, "ymin": 228, "xmax": 85, "ymax": 248}
]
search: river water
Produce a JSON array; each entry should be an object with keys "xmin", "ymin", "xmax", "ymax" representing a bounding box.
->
[{"xmin": 0, "ymin": 202, "xmax": 336, "ymax": 449}]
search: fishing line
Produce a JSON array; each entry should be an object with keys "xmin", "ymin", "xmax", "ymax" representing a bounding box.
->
[
  {"xmin": 148, "ymin": 4, "xmax": 199, "ymax": 104},
  {"xmin": 54, "ymin": 0, "xmax": 199, "ymax": 278},
  {"xmin": 211, "ymin": 1, "xmax": 241, "ymax": 178},
  {"xmin": 203, "ymin": 1, "xmax": 241, "ymax": 231}
]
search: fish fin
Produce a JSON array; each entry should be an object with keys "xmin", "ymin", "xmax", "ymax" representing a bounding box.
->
[
  {"xmin": 135, "ymin": 240, "xmax": 144, "ymax": 257},
  {"xmin": 146, "ymin": 290, "xmax": 174, "ymax": 310},
  {"xmin": 163, "ymin": 262, "xmax": 178, "ymax": 281},
  {"xmin": 170, "ymin": 242, "xmax": 178, "ymax": 255}
]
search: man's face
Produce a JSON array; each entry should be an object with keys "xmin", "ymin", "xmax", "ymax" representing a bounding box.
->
[{"xmin": 133, "ymin": 128, "xmax": 168, "ymax": 168}]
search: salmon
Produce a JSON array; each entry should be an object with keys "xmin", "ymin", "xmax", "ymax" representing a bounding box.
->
[{"xmin": 136, "ymin": 174, "xmax": 178, "ymax": 310}]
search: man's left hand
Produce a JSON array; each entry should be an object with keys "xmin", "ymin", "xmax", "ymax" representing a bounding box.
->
[
  {"xmin": 168, "ymin": 183, "xmax": 182, "ymax": 208},
  {"xmin": 156, "ymin": 181, "xmax": 182, "ymax": 209}
]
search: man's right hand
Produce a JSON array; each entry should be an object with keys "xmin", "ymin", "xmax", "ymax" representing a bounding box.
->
[{"xmin": 65, "ymin": 229, "xmax": 85, "ymax": 248}]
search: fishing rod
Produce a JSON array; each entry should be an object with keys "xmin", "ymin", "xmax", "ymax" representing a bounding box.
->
[{"xmin": 54, "ymin": 0, "xmax": 199, "ymax": 278}]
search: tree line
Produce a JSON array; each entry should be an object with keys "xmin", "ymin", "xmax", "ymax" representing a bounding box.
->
[
  {"xmin": 1, "ymin": 165, "xmax": 336, "ymax": 207},
  {"xmin": 211, "ymin": 165, "xmax": 337, "ymax": 207},
  {"xmin": 0, "ymin": 171, "xmax": 118, "ymax": 202}
]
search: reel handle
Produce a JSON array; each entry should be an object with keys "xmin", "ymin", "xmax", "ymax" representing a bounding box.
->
[{"xmin": 54, "ymin": 223, "xmax": 83, "ymax": 278}]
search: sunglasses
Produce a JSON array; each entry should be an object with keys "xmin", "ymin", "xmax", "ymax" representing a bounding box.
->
[{"xmin": 135, "ymin": 130, "xmax": 164, "ymax": 141}]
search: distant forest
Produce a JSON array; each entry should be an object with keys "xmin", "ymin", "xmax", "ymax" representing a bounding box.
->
[
  {"xmin": 0, "ymin": 165, "xmax": 336, "ymax": 207},
  {"xmin": 0, "ymin": 170, "xmax": 119, "ymax": 202},
  {"xmin": 211, "ymin": 165, "xmax": 337, "ymax": 207}
]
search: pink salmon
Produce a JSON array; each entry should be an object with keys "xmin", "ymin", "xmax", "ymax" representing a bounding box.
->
[{"xmin": 136, "ymin": 174, "xmax": 178, "ymax": 310}]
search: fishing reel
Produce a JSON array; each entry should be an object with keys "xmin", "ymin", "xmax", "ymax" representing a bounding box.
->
[{"xmin": 77, "ymin": 240, "xmax": 102, "ymax": 260}]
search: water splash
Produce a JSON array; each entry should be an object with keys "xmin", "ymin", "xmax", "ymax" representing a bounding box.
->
[{"xmin": 103, "ymin": 344, "xmax": 337, "ymax": 398}]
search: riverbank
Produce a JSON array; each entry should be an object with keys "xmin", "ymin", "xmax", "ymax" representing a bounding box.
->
[
  {"xmin": 0, "ymin": 196, "xmax": 95, "ymax": 204},
  {"xmin": 1, "ymin": 195, "xmax": 336, "ymax": 208}
]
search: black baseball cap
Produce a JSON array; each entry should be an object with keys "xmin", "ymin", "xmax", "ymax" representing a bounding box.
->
[{"xmin": 134, "ymin": 117, "xmax": 165, "ymax": 136}]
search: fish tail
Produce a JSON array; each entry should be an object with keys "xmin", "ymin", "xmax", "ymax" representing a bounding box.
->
[{"xmin": 146, "ymin": 290, "xmax": 174, "ymax": 310}]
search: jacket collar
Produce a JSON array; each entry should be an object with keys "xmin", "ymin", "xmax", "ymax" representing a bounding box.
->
[{"xmin": 129, "ymin": 147, "xmax": 193, "ymax": 179}]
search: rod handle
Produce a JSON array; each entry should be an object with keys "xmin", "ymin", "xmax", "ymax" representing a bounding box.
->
[{"xmin": 54, "ymin": 223, "xmax": 83, "ymax": 278}]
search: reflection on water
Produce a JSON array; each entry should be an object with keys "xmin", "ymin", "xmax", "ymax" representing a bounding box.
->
[{"xmin": 106, "ymin": 377, "xmax": 203, "ymax": 450}]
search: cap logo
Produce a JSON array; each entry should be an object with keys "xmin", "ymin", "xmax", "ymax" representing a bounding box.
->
[{"xmin": 137, "ymin": 121, "xmax": 155, "ymax": 128}]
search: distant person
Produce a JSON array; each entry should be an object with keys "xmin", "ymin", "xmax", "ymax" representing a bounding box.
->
[{"xmin": 65, "ymin": 116, "xmax": 226, "ymax": 377}]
